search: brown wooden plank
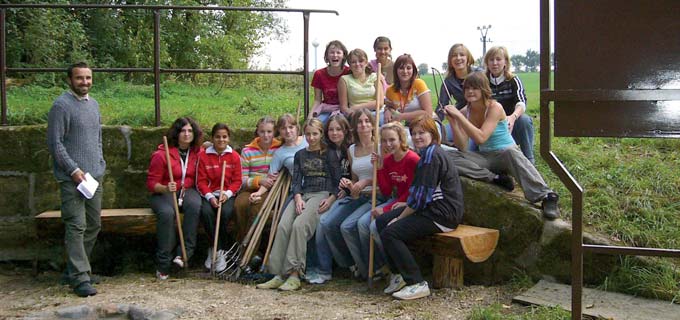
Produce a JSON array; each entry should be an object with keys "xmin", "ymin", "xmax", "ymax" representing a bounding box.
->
[
  {"xmin": 36, "ymin": 208, "xmax": 157, "ymax": 236},
  {"xmin": 36, "ymin": 208, "xmax": 153, "ymax": 219}
]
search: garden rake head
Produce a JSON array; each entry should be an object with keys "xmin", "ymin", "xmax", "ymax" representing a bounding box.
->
[{"xmin": 216, "ymin": 242, "xmax": 242, "ymax": 280}]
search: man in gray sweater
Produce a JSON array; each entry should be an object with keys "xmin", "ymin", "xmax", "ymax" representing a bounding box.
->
[{"xmin": 47, "ymin": 62, "xmax": 106, "ymax": 297}]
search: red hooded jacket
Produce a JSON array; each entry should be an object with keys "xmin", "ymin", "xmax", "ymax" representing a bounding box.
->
[
  {"xmin": 197, "ymin": 145, "xmax": 242, "ymax": 199},
  {"xmin": 146, "ymin": 144, "xmax": 201, "ymax": 193}
]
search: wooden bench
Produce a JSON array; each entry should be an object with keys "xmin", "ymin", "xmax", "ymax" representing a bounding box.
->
[
  {"xmin": 35, "ymin": 208, "xmax": 156, "ymax": 236},
  {"xmin": 413, "ymin": 225, "xmax": 499, "ymax": 289}
]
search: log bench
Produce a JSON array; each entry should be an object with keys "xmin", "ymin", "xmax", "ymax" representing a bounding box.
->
[
  {"xmin": 35, "ymin": 208, "xmax": 156, "ymax": 237},
  {"xmin": 413, "ymin": 225, "xmax": 499, "ymax": 289}
]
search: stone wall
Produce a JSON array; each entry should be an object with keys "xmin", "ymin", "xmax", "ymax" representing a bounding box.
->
[
  {"xmin": 0, "ymin": 125, "xmax": 255, "ymax": 261},
  {"xmin": 0, "ymin": 125, "xmax": 620, "ymax": 284}
]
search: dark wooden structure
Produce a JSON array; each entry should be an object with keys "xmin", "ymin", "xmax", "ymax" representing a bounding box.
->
[{"xmin": 540, "ymin": 1, "xmax": 680, "ymax": 318}]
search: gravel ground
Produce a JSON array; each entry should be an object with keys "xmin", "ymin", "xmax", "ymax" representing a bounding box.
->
[{"xmin": 0, "ymin": 265, "xmax": 522, "ymax": 319}]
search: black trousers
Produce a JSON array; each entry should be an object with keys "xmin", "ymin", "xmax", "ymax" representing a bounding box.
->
[
  {"xmin": 200, "ymin": 196, "xmax": 236, "ymax": 250},
  {"xmin": 376, "ymin": 207, "xmax": 440, "ymax": 285},
  {"xmin": 150, "ymin": 188, "xmax": 201, "ymax": 273}
]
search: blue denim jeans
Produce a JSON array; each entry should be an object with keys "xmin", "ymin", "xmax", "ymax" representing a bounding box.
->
[
  {"xmin": 356, "ymin": 199, "xmax": 393, "ymax": 275},
  {"xmin": 339, "ymin": 195, "xmax": 385, "ymax": 279},
  {"xmin": 512, "ymin": 114, "xmax": 535, "ymax": 164},
  {"xmin": 316, "ymin": 196, "xmax": 364, "ymax": 275}
]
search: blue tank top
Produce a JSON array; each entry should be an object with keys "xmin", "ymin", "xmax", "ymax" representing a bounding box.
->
[{"xmin": 479, "ymin": 118, "xmax": 515, "ymax": 151}]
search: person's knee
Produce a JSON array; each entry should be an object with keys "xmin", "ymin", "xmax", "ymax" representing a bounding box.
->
[
  {"xmin": 340, "ymin": 220, "xmax": 356, "ymax": 236},
  {"xmin": 292, "ymin": 219, "xmax": 313, "ymax": 236}
]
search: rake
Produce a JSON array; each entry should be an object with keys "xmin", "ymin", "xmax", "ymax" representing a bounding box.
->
[{"xmin": 218, "ymin": 171, "xmax": 291, "ymax": 281}]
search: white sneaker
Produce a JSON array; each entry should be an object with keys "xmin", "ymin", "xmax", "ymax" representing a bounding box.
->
[
  {"xmin": 204, "ymin": 248, "xmax": 214, "ymax": 270},
  {"xmin": 383, "ymin": 274, "xmax": 406, "ymax": 294},
  {"xmin": 307, "ymin": 273, "xmax": 332, "ymax": 284},
  {"xmin": 172, "ymin": 256, "xmax": 184, "ymax": 268},
  {"xmin": 214, "ymin": 250, "xmax": 227, "ymax": 273},
  {"xmin": 392, "ymin": 281, "xmax": 430, "ymax": 300},
  {"xmin": 155, "ymin": 270, "xmax": 169, "ymax": 281}
]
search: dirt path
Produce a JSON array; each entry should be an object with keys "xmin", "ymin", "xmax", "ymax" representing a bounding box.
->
[{"xmin": 0, "ymin": 266, "xmax": 522, "ymax": 319}]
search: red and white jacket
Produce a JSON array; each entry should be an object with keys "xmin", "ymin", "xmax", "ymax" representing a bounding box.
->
[
  {"xmin": 146, "ymin": 144, "xmax": 201, "ymax": 193},
  {"xmin": 197, "ymin": 145, "xmax": 242, "ymax": 201}
]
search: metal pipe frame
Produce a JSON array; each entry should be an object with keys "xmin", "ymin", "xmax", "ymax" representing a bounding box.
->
[
  {"xmin": 541, "ymin": 1, "xmax": 679, "ymax": 319},
  {"xmin": 0, "ymin": 4, "xmax": 338, "ymax": 126}
]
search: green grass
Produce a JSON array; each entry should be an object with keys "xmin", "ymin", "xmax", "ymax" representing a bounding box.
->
[
  {"xmin": 469, "ymin": 303, "xmax": 570, "ymax": 320},
  {"xmin": 5, "ymin": 72, "xmax": 680, "ymax": 301}
]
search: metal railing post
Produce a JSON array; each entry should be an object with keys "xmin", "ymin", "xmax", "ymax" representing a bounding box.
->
[
  {"xmin": 153, "ymin": 9, "xmax": 161, "ymax": 126},
  {"xmin": 302, "ymin": 10, "xmax": 310, "ymax": 119},
  {"xmin": 1, "ymin": 9, "xmax": 6, "ymax": 126}
]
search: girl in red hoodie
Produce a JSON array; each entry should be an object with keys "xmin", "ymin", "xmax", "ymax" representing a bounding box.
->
[
  {"xmin": 146, "ymin": 117, "xmax": 203, "ymax": 280},
  {"xmin": 197, "ymin": 123, "xmax": 242, "ymax": 272}
]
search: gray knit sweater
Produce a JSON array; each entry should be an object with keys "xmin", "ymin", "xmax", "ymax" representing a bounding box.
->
[{"xmin": 47, "ymin": 92, "xmax": 106, "ymax": 182}]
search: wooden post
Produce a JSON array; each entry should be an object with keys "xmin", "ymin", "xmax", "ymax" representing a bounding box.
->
[
  {"xmin": 163, "ymin": 136, "xmax": 188, "ymax": 267},
  {"xmin": 432, "ymin": 255, "xmax": 464, "ymax": 289},
  {"xmin": 368, "ymin": 63, "xmax": 383, "ymax": 288}
]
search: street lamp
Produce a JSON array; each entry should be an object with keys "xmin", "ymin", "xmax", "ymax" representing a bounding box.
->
[
  {"xmin": 477, "ymin": 25, "xmax": 492, "ymax": 57},
  {"xmin": 312, "ymin": 38, "xmax": 320, "ymax": 70}
]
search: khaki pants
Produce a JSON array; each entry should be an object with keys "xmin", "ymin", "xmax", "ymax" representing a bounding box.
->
[{"xmin": 267, "ymin": 191, "xmax": 328, "ymax": 276}]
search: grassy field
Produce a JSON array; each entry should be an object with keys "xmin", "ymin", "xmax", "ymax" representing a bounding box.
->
[{"xmin": 5, "ymin": 73, "xmax": 679, "ymax": 301}]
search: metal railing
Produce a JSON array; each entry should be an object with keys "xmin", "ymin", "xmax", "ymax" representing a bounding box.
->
[
  {"xmin": 539, "ymin": 1, "xmax": 680, "ymax": 319},
  {"xmin": 0, "ymin": 3, "xmax": 339, "ymax": 126}
]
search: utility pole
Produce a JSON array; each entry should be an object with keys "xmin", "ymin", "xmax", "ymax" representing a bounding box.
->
[
  {"xmin": 312, "ymin": 38, "xmax": 320, "ymax": 70},
  {"xmin": 477, "ymin": 25, "xmax": 492, "ymax": 57}
]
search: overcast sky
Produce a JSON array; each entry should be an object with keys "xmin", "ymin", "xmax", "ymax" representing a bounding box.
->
[{"xmin": 251, "ymin": 0, "xmax": 550, "ymax": 71}]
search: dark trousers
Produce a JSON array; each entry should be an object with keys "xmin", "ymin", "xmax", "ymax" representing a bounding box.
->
[
  {"xmin": 200, "ymin": 196, "xmax": 236, "ymax": 250},
  {"xmin": 376, "ymin": 207, "xmax": 439, "ymax": 285},
  {"xmin": 59, "ymin": 177, "xmax": 103, "ymax": 287},
  {"xmin": 150, "ymin": 188, "xmax": 201, "ymax": 273}
]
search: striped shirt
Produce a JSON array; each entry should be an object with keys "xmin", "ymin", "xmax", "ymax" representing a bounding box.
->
[{"xmin": 240, "ymin": 137, "xmax": 281, "ymax": 190}]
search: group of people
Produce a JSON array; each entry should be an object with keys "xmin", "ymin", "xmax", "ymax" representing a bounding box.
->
[{"xmin": 46, "ymin": 37, "xmax": 559, "ymax": 300}]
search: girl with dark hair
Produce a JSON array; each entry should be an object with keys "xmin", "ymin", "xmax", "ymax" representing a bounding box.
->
[
  {"xmin": 257, "ymin": 118, "xmax": 339, "ymax": 291},
  {"xmin": 318, "ymin": 109, "xmax": 385, "ymax": 281},
  {"xmin": 146, "ymin": 117, "xmax": 203, "ymax": 280},
  {"xmin": 384, "ymin": 54, "xmax": 433, "ymax": 125},
  {"xmin": 310, "ymin": 40, "xmax": 350, "ymax": 123},
  {"xmin": 444, "ymin": 71, "xmax": 559, "ymax": 219},
  {"xmin": 369, "ymin": 36, "xmax": 394, "ymax": 85},
  {"xmin": 197, "ymin": 123, "xmax": 242, "ymax": 272},
  {"xmin": 307, "ymin": 114, "xmax": 353, "ymax": 284}
]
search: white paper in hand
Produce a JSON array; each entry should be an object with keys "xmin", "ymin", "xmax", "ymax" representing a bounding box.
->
[{"xmin": 77, "ymin": 173, "xmax": 99, "ymax": 199}]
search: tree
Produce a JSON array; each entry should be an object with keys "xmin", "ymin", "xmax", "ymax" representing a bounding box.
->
[
  {"xmin": 511, "ymin": 55, "xmax": 525, "ymax": 73},
  {"xmin": 417, "ymin": 63, "xmax": 428, "ymax": 76},
  {"xmin": 5, "ymin": 0, "xmax": 287, "ymax": 85},
  {"xmin": 524, "ymin": 49, "xmax": 540, "ymax": 72},
  {"xmin": 441, "ymin": 62, "xmax": 448, "ymax": 72}
]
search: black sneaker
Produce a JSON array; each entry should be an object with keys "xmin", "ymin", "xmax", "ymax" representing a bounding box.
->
[
  {"xmin": 541, "ymin": 192, "xmax": 560, "ymax": 220},
  {"xmin": 492, "ymin": 174, "xmax": 515, "ymax": 191},
  {"xmin": 73, "ymin": 281, "xmax": 97, "ymax": 297},
  {"xmin": 60, "ymin": 273, "xmax": 101, "ymax": 285}
]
